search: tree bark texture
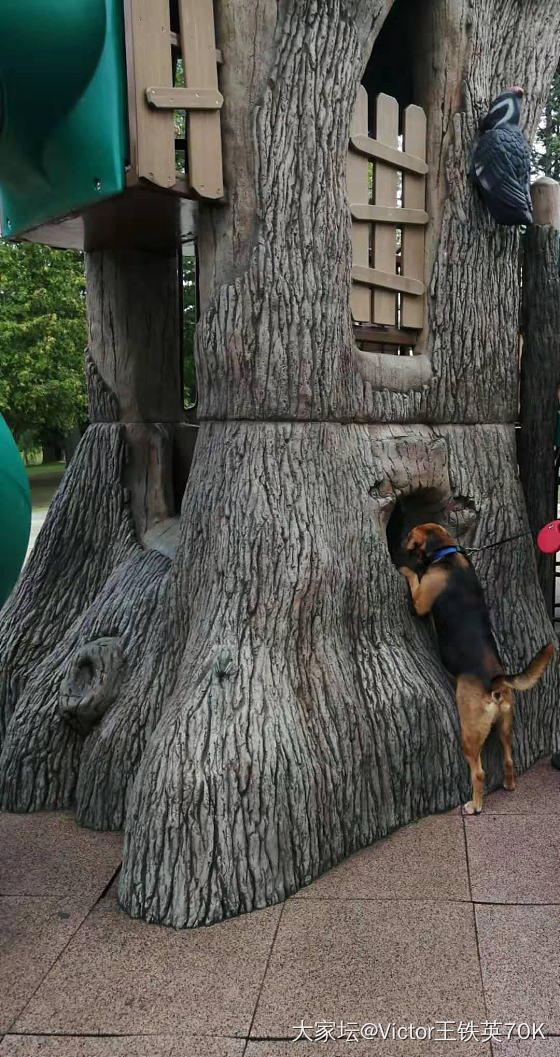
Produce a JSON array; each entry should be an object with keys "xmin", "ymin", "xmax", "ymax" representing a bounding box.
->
[
  {"xmin": 0, "ymin": 250, "xmax": 183, "ymax": 758},
  {"xmin": 197, "ymin": 0, "xmax": 560, "ymax": 420},
  {"xmin": 520, "ymin": 222, "xmax": 560, "ymax": 615},
  {"xmin": 121, "ymin": 420, "xmax": 554, "ymax": 926},
  {"xmin": 1, "ymin": 0, "xmax": 559, "ymax": 928}
]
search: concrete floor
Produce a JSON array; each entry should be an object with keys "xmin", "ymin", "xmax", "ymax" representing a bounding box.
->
[
  {"xmin": 1, "ymin": 758, "xmax": 560, "ymax": 1055},
  {"xmin": 25, "ymin": 511, "xmax": 47, "ymax": 560}
]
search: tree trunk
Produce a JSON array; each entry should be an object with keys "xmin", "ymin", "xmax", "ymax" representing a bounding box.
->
[
  {"xmin": 1, "ymin": 0, "xmax": 560, "ymax": 928},
  {"xmin": 62, "ymin": 425, "xmax": 83, "ymax": 465},
  {"xmin": 0, "ymin": 249, "xmax": 183, "ymax": 755},
  {"xmin": 41, "ymin": 441, "xmax": 63, "ymax": 464},
  {"xmin": 519, "ymin": 178, "xmax": 560, "ymax": 616}
]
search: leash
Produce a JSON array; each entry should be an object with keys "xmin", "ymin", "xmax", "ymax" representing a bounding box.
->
[{"xmin": 463, "ymin": 530, "xmax": 533, "ymax": 555}]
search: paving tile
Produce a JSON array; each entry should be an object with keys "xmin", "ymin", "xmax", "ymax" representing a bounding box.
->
[
  {"xmin": 494, "ymin": 1040, "xmax": 560, "ymax": 1056},
  {"xmin": 0, "ymin": 1038, "xmax": 245, "ymax": 1057},
  {"xmin": 14, "ymin": 892, "xmax": 281, "ymax": 1037},
  {"xmin": 484, "ymin": 757, "xmax": 560, "ymax": 815},
  {"xmin": 465, "ymin": 815, "xmax": 560, "ymax": 904},
  {"xmin": 0, "ymin": 812, "xmax": 123, "ymax": 898},
  {"xmin": 294, "ymin": 816, "xmax": 469, "ymax": 901},
  {"xmin": 0, "ymin": 897, "xmax": 90, "ymax": 1033},
  {"xmin": 476, "ymin": 905, "xmax": 560, "ymax": 1033},
  {"xmin": 251, "ymin": 899, "xmax": 485, "ymax": 1039},
  {"xmin": 246, "ymin": 1042, "xmax": 491, "ymax": 1057}
]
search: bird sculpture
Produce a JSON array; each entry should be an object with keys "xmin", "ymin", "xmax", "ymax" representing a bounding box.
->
[{"xmin": 471, "ymin": 85, "xmax": 533, "ymax": 226}]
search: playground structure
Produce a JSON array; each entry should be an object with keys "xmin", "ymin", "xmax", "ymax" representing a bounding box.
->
[
  {"xmin": 0, "ymin": 416, "xmax": 31, "ymax": 606},
  {"xmin": 348, "ymin": 87, "xmax": 428, "ymax": 355},
  {"xmin": 0, "ymin": 0, "xmax": 223, "ymax": 251},
  {"xmin": 1, "ymin": 0, "xmax": 560, "ymax": 930}
]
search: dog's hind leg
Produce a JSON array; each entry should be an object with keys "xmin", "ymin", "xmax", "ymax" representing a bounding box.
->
[
  {"xmin": 463, "ymin": 750, "xmax": 486, "ymax": 815},
  {"xmin": 457, "ymin": 676, "xmax": 498, "ymax": 815},
  {"xmin": 494, "ymin": 692, "xmax": 515, "ymax": 791}
]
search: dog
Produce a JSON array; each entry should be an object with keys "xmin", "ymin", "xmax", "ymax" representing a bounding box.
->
[{"xmin": 399, "ymin": 522, "xmax": 554, "ymax": 813}]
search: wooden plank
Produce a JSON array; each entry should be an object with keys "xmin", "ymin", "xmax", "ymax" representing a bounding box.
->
[
  {"xmin": 352, "ymin": 265, "xmax": 424, "ymax": 296},
  {"xmin": 356, "ymin": 341, "xmax": 417, "ymax": 356},
  {"xmin": 346, "ymin": 86, "xmax": 371, "ymax": 322},
  {"xmin": 401, "ymin": 105, "xmax": 427, "ymax": 328},
  {"xmin": 353, "ymin": 324, "xmax": 419, "ymax": 345},
  {"xmin": 122, "ymin": 0, "xmax": 139, "ymax": 183},
  {"xmin": 178, "ymin": 0, "xmax": 223, "ymax": 199},
  {"xmin": 129, "ymin": 0, "xmax": 176, "ymax": 189},
  {"xmin": 349, "ymin": 134, "xmax": 428, "ymax": 175},
  {"xmin": 351, "ymin": 203, "xmax": 428, "ymax": 225},
  {"xmin": 170, "ymin": 31, "xmax": 223, "ymax": 64},
  {"xmin": 146, "ymin": 86, "xmax": 223, "ymax": 109},
  {"xmin": 373, "ymin": 94, "xmax": 399, "ymax": 325}
]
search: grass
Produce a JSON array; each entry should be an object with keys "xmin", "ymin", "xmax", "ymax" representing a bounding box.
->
[
  {"xmin": 26, "ymin": 461, "xmax": 65, "ymax": 481},
  {"xmin": 26, "ymin": 461, "xmax": 65, "ymax": 512}
]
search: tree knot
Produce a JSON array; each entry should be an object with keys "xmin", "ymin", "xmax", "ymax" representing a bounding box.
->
[
  {"xmin": 59, "ymin": 636, "xmax": 126, "ymax": 736},
  {"xmin": 212, "ymin": 647, "xmax": 235, "ymax": 680}
]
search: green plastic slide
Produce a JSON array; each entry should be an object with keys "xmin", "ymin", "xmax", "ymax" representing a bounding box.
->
[
  {"xmin": 0, "ymin": 414, "xmax": 31, "ymax": 605},
  {"xmin": 0, "ymin": 0, "xmax": 128, "ymax": 238}
]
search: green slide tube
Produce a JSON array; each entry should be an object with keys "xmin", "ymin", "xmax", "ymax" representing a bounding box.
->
[{"xmin": 0, "ymin": 414, "xmax": 31, "ymax": 605}]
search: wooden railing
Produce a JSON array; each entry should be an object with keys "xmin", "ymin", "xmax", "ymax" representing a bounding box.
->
[
  {"xmin": 124, "ymin": 0, "xmax": 224, "ymax": 200},
  {"xmin": 347, "ymin": 87, "xmax": 428, "ymax": 353}
]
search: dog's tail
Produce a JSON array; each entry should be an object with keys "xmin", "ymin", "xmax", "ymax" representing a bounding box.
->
[{"xmin": 492, "ymin": 642, "xmax": 555, "ymax": 692}]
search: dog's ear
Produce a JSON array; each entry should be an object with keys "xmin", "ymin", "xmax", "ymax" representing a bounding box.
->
[
  {"xmin": 422, "ymin": 523, "xmax": 455, "ymax": 556},
  {"xmin": 420, "ymin": 526, "xmax": 447, "ymax": 559},
  {"xmin": 405, "ymin": 526, "xmax": 426, "ymax": 553}
]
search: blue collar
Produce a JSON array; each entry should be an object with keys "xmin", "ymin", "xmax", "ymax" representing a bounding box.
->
[{"xmin": 430, "ymin": 545, "xmax": 462, "ymax": 564}]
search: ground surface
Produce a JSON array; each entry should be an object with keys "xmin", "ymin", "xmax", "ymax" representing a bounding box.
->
[
  {"xmin": 1, "ymin": 758, "xmax": 560, "ymax": 1055},
  {"xmin": 26, "ymin": 464, "xmax": 65, "ymax": 513},
  {"xmin": 24, "ymin": 463, "xmax": 64, "ymax": 558}
]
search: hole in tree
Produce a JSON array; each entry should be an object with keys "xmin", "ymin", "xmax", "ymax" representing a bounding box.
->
[
  {"xmin": 361, "ymin": 0, "xmax": 417, "ymax": 117},
  {"xmin": 351, "ymin": 0, "xmax": 429, "ymax": 358},
  {"xmin": 75, "ymin": 658, "xmax": 95, "ymax": 691},
  {"xmin": 386, "ymin": 487, "xmax": 450, "ymax": 570}
]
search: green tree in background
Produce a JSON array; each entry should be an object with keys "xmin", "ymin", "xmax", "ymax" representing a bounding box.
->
[
  {"xmin": 182, "ymin": 252, "xmax": 197, "ymax": 407},
  {"xmin": 0, "ymin": 241, "xmax": 87, "ymax": 460},
  {"xmin": 533, "ymin": 68, "xmax": 560, "ymax": 178}
]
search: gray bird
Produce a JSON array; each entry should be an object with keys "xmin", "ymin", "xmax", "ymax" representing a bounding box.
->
[{"xmin": 471, "ymin": 86, "xmax": 533, "ymax": 226}]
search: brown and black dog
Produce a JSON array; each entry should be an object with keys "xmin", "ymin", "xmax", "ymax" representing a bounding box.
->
[{"xmin": 400, "ymin": 522, "xmax": 554, "ymax": 814}]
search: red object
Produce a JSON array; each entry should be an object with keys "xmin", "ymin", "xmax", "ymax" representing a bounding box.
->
[{"xmin": 537, "ymin": 520, "xmax": 560, "ymax": 554}]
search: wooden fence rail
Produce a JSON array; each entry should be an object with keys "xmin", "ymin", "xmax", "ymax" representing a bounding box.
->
[
  {"xmin": 347, "ymin": 87, "xmax": 428, "ymax": 353},
  {"xmin": 125, "ymin": 0, "xmax": 224, "ymax": 200}
]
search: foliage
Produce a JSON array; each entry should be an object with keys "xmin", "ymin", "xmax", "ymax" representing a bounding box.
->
[
  {"xmin": 174, "ymin": 60, "xmax": 197, "ymax": 407},
  {"xmin": 0, "ymin": 59, "xmax": 198, "ymax": 435},
  {"xmin": 182, "ymin": 252, "xmax": 197, "ymax": 406},
  {"xmin": 533, "ymin": 69, "xmax": 560, "ymax": 179},
  {"xmin": 0, "ymin": 241, "xmax": 88, "ymax": 449},
  {"xmin": 174, "ymin": 59, "xmax": 186, "ymax": 176}
]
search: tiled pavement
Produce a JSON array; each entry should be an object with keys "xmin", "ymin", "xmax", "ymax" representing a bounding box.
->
[{"xmin": 1, "ymin": 759, "xmax": 560, "ymax": 1056}]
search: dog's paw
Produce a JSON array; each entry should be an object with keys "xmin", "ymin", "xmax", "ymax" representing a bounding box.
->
[
  {"xmin": 464, "ymin": 800, "xmax": 482, "ymax": 815},
  {"xmin": 503, "ymin": 778, "xmax": 516, "ymax": 791}
]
